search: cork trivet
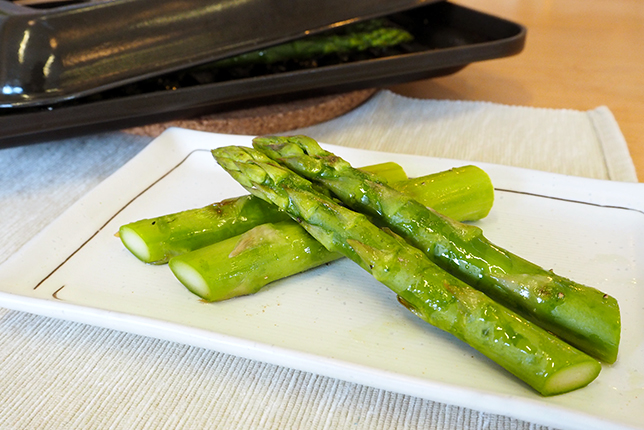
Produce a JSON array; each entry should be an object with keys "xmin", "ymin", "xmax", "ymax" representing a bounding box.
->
[{"xmin": 126, "ymin": 89, "xmax": 377, "ymax": 138}]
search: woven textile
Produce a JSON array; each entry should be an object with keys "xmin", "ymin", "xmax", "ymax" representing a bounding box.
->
[{"xmin": 0, "ymin": 92, "xmax": 636, "ymax": 429}]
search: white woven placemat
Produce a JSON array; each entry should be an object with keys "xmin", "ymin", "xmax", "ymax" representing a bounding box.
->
[
  {"xmin": 0, "ymin": 91, "xmax": 637, "ymax": 429},
  {"xmin": 293, "ymin": 91, "xmax": 637, "ymax": 182}
]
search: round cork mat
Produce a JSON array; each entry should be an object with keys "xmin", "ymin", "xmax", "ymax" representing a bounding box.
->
[{"xmin": 126, "ymin": 89, "xmax": 377, "ymax": 138}]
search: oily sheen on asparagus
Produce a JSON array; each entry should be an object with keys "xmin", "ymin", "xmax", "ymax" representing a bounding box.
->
[
  {"xmin": 120, "ymin": 161, "xmax": 492, "ymax": 264},
  {"xmin": 169, "ymin": 221, "xmax": 340, "ymax": 302},
  {"xmin": 252, "ymin": 135, "xmax": 621, "ymax": 364},
  {"xmin": 119, "ymin": 162, "xmax": 404, "ymax": 264},
  {"xmin": 168, "ymin": 164, "xmax": 494, "ymax": 301},
  {"xmin": 211, "ymin": 144, "xmax": 601, "ymax": 396}
]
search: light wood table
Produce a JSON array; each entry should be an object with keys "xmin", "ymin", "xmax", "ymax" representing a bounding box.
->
[{"xmin": 389, "ymin": 0, "xmax": 644, "ymax": 181}]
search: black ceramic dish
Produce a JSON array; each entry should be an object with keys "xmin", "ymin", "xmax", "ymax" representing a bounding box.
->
[{"xmin": 0, "ymin": 1, "xmax": 526, "ymax": 147}]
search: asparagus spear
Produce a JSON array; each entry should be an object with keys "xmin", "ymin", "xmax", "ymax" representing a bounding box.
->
[
  {"xmin": 210, "ymin": 20, "xmax": 413, "ymax": 69},
  {"xmin": 118, "ymin": 162, "xmax": 403, "ymax": 264},
  {"xmin": 169, "ymin": 221, "xmax": 340, "ymax": 301},
  {"xmin": 169, "ymin": 163, "xmax": 493, "ymax": 301},
  {"xmin": 394, "ymin": 165, "xmax": 494, "ymax": 223},
  {"xmin": 253, "ymin": 135, "xmax": 621, "ymax": 364},
  {"xmin": 119, "ymin": 195, "xmax": 288, "ymax": 265},
  {"xmin": 120, "ymin": 162, "xmax": 492, "ymax": 264},
  {"xmin": 211, "ymin": 145, "xmax": 601, "ymax": 396}
]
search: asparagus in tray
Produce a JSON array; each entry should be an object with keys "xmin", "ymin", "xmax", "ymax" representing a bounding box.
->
[
  {"xmin": 252, "ymin": 135, "xmax": 621, "ymax": 364},
  {"xmin": 207, "ymin": 19, "xmax": 414, "ymax": 70},
  {"xmin": 211, "ymin": 144, "xmax": 602, "ymax": 396}
]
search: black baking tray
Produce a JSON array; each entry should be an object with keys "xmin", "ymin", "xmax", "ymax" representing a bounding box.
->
[
  {"xmin": 0, "ymin": 1, "xmax": 526, "ymax": 147},
  {"xmin": 1, "ymin": 0, "xmax": 439, "ymax": 107}
]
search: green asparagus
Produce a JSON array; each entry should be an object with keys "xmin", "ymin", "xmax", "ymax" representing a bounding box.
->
[
  {"xmin": 210, "ymin": 19, "xmax": 413, "ymax": 69},
  {"xmin": 393, "ymin": 165, "xmax": 494, "ymax": 223},
  {"xmin": 168, "ymin": 164, "xmax": 493, "ymax": 302},
  {"xmin": 212, "ymin": 145, "xmax": 601, "ymax": 396},
  {"xmin": 118, "ymin": 162, "xmax": 403, "ymax": 264},
  {"xmin": 253, "ymin": 135, "xmax": 621, "ymax": 364},
  {"xmin": 120, "ymin": 161, "xmax": 492, "ymax": 265},
  {"xmin": 169, "ymin": 221, "xmax": 340, "ymax": 301},
  {"xmin": 119, "ymin": 195, "xmax": 287, "ymax": 265}
]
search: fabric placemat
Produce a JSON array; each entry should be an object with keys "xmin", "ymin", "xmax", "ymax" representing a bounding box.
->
[
  {"xmin": 0, "ymin": 91, "xmax": 637, "ymax": 429},
  {"xmin": 292, "ymin": 91, "xmax": 637, "ymax": 182}
]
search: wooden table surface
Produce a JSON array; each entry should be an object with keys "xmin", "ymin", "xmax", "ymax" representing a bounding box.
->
[{"xmin": 389, "ymin": 0, "xmax": 644, "ymax": 182}]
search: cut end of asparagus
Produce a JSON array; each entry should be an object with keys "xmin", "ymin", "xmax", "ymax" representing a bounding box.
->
[
  {"xmin": 541, "ymin": 360, "xmax": 602, "ymax": 396},
  {"xmin": 168, "ymin": 259, "xmax": 210, "ymax": 300},
  {"xmin": 119, "ymin": 226, "xmax": 151, "ymax": 263}
]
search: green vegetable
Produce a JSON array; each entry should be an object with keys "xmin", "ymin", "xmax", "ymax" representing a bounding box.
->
[
  {"xmin": 211, "ymin": 144, "xmax": 601, "ymax": 396},
  {"xmin": 211, "ymin": 19, "xmax": 413, "ymax": 69},
  {"xmin": 119, "ymin": 195, "xmax": 287, "ymax": 265},
  {"xmin": 168, "ymin": 163, "xmax": 493, "ymax": 302},
  {"xmin": 393, "ymin": 165, "xmax": 494, "ymax": 223},
  {"xmin": 169, "ymin": 221, "xmax": 339, "ymax": 302},
  {"xmin": 120, "ymin": 161, "xmax": 492, "ymax": 265},
  {"xmin": 253, "ymin": 135, "xmax": 621, "ymax": 364},
  {"xmin": 118, "ymin": 162, "xmax": 401, "ymax": 264}
]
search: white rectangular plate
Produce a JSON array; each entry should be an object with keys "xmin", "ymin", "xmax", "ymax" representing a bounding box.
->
[{"xmin": 1, "ymin": 129, "xmax": 642, "ymax": 430}]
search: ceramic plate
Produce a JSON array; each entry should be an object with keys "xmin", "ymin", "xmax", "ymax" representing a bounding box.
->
[{"xmin": 0, "ymin": 129, "xmax": 642, "ymax": 430}]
